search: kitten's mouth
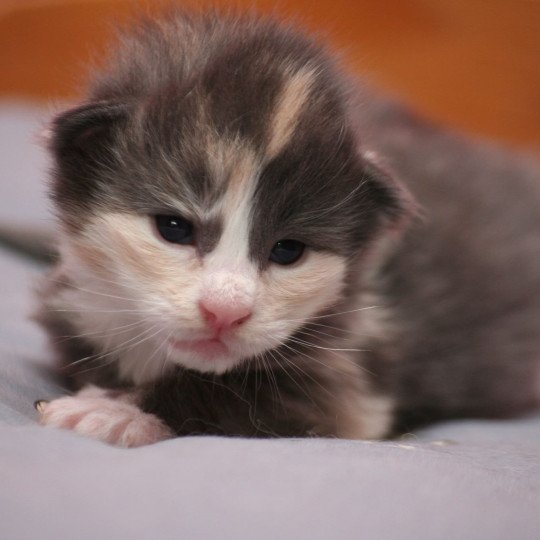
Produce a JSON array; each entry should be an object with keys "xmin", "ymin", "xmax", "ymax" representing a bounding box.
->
[{"xmin": 168, "ymin": 337, "xmax": 228, "ymax": 358}]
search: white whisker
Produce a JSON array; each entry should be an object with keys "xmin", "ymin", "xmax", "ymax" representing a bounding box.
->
[
  {"xmin": 55, "ymin": 319, "xmax": 144, "ymax": 343},
  {"xmin": 50, "ymin": 278, "xmax": 161, "ymax": 306},
  {"xmin": 270, "ymin": 347, "xmax": 320, "ymax": 410},
  {"xmin": 70, "ymin": 324, "xmax": 160, "ymax": 367},
  {"xmin": 281, "ymin": 305, "xmax": 380, "ymax": 323},
  {"xmin": 75, "ymin": 325, "xmax": 165, "ymax": 376},
  {"xmin": 288, "ymin": 336, "xmax": 368, "ymax": 353}
]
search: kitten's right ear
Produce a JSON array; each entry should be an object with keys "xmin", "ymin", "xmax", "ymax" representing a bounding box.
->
[
  {"xmin": 49, "ymin": 101, "xmax": 129, "ymax": 164},
  {"xmin": 360, "ymin": 150, "xmax": 419, "ymax": 234},
  {"xmin": 49, "ymin": 101, "xmax": 130, "ymax": 217}
]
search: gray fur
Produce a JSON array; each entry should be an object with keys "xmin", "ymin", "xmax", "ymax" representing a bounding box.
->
[{"xmin": 358, "ymin": 101, "xmax": 540, "ymax": 430}]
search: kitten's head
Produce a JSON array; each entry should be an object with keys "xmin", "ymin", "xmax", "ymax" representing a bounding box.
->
[{"xmin": 49, "ymin": 13, "xmax": 410, "ymax": 380}]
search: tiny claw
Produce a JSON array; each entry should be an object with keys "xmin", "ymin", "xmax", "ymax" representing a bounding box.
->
[{"xmin": 34, "ymin": 400, "xmax": 49, "ymax": 413}]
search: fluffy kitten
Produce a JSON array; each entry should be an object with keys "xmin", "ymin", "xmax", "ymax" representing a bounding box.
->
[{"xmin": 36, "ymin": 11, "xmax": 540, "ymax": 447}]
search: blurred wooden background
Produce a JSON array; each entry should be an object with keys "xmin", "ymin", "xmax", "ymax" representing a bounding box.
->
[{"xmin": 1, "ymin": 0, "xmax": 539, "ymax": 153}]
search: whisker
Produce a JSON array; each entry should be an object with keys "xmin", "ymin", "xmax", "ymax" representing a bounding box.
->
[
  {"xmin": 48, "ymin": 308, "xmax": 154, "ymax": 314},
  {"xmin": 70, "ymin": 324, "xmax": 160, "ymax": 367},
  {"xmin": 75, "ymin": 325, "xmax": 165, "ymax": 376},
  {"xmin": 251, "ymin": 355, "xmax": 261, "ymax": 419},
  {"xmin": 55, "ymin": 319, "xmax": 144, "ymax": 343},
  {"xmin": 295, "ymin": 326, "xmax": 346, "ymax": 342},
  {"xmin": 260, "ymin": 352, "xmax": 283, "ymax": 414},
  {"xmin": 78, "ymin": 273, "xmax": 160, "ymax": 297},
  {"xmin": 281, "ymin": 339, "xmax": 373, "ymax": 376},
  {"xmin": 287, "ymin": 336, "xmax": 368, "ymax": 353},
  {"xmin": 283, "ymin": 331, "xmax": 377, "ymax": 376},
  {"xmin": 75, "ymin": 273, "xmax": 146, "ymax": 291},
  {"xmin": 50, "ymin": 279, "xmax": 161, "ymax": 306},
  {"xmin": 293, "ymin": 162, "xmax": 362, "ymax": 221},
  {"xmin": 160, "ymin": 330, "xmax": 175, "ymax": 380},
  {"xmin": 300, "ymin": 321, "xmax": 373, "ymax": 337},
  {"xmin": 281, "ymin": 305, "xmax": 380, "ymax": 323},
  {"xmin": 274, "ymin": 349, "xmax": 337, "ymax": 404},
  {"xmin": 138, "ymin": 327, "xmax": 170, "ymax": 381},
  {"xmin": 266, "ymin": 350, "xmax": 289, "ymax": 416},
  {"xmin": 294, "ymin": 325, "xmax": 375, "ymax": 347},
  {"xmin": 271, "ymin": 348, "xmax": 326, "ymax": 409}
]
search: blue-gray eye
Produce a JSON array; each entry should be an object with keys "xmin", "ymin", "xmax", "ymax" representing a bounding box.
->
[
  {"xmin": 156, "ymin": 215, "xmax": 194, "ymax": 245},
  {"xmin": 269, "ymin": 239, "xmax": 305, "ymax": 265}
]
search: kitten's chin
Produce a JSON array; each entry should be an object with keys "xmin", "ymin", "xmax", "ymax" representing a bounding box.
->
[{"xmin": 166, "ymin": 338, "xmax": 246, "ymax": 374}]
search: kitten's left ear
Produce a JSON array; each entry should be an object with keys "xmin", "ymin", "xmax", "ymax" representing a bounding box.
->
[{"xmin": 360, "ymin": 151, "xmax": 417, "ymax": 232}]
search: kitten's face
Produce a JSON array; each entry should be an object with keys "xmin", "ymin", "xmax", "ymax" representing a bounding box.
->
[
  {"xmin": 50, "ymin": 31, "xmax": 405, "ymax": 380},
  {"xmin": 63, "ymin": 209, "xmax": 347, "ymax": 376}
]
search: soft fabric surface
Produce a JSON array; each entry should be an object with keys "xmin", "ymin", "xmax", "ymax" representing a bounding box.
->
[{"xmin": 1, "ymin": 102, "xmax": 539, "ymax": 539}]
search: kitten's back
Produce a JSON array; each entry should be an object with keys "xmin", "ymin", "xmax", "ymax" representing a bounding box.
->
[{"xmin": 359, "ymin": 99, "xmax": 540, "ymax": 428}]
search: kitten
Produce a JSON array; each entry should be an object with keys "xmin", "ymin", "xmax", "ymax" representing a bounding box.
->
[{"xmin": 36, "ymin": 10, "xmax": 540, "ymax": 447}]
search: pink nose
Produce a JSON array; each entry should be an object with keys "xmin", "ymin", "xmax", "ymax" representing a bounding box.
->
[{"xmin": 199, "ymin": 299, "xmax": 252, "ymax": 331}]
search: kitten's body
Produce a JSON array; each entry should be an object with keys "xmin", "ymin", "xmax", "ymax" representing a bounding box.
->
[
  {"xmin": 37, "ymin": 11, "xmax": 540, "ymax": 445},
  {"xmin": 360, "ymin": 101, "xmax": 540, "ymax": 430}
]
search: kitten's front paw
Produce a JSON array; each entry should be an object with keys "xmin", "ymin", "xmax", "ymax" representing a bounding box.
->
[{"xmin": 38, "ymin": 391, "xmax": 173, "ymax": 448}]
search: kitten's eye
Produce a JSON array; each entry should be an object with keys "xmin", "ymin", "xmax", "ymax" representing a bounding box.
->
[
  {"xmin": 155, "ymin": 215, "xmax": 194, "ymax": 245},
  {"xmin": 269, "ymin": 239, "xmax": 305, "ymax": 265}
]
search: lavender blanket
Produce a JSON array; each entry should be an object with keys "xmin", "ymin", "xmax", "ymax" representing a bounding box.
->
[{"xmin": 1, "ymin": 102, "xmax": 539, "ymax": 539}]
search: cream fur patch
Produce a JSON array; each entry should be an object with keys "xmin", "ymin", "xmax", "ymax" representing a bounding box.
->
[
  {"xmin": 55, "ymin": 215, "xmax": 202, "ymax": 384},
  {"xmin": 266, "ymin": 67, "xmax": 316, "ymax": 159},
  {"xmin": 254, "ymin": 250, "xmax": 348, "ymax": 348}
]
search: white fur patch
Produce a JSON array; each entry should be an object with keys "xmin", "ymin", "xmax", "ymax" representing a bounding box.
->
[{"xmin": 207, "ymin": 147, "xmax": 259, "ymax": 267}]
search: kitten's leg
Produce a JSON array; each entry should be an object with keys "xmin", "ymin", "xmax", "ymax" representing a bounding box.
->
[
  {"xmin": 37, "ymin": 386, "xmax": 174, "ymax": 447},
  {"xmin": 334, "ymin": 391, "xmax": 395, "ymax": 439}
]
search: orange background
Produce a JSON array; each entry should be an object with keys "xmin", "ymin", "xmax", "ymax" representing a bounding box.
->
[{"xmin": 1, "ymin": 0, "xmax": 539, "ymax": 153}]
